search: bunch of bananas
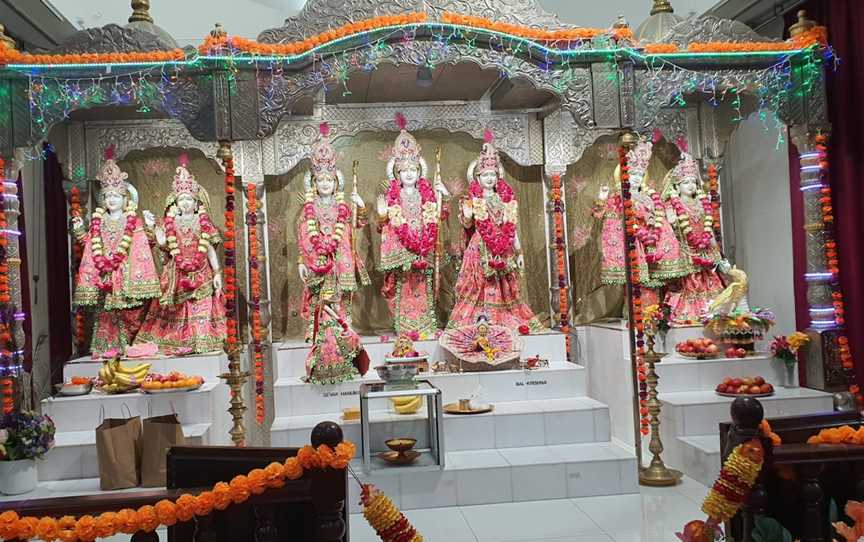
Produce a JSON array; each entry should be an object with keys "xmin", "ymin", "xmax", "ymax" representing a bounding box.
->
[
  {"xmin": 98, "ymin": 358, "xmax": 151, "ymax": 392},
  {"xmin": 390, "ymin": 395, "xmax": 422, "ymax": 414}
]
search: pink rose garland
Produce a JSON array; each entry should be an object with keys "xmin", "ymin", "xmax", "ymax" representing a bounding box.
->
[
  {"xmin": 469, "ymin": 179, "xmax": 517, "ymax": 270},
  {"xmin": 386, "ymin": 178, "xmax": 438, "ymax": 269},
  {"xmin": 303, "ymin": 199, "xmax": 351, "ymax": 275}
]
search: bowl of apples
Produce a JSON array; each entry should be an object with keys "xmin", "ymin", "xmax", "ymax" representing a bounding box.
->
[
  {"xmin": 715, "ymin": 376, "xmax": 774, "ymax": 397},
  {"xmin": 141, "ymin": 372, "xmax": 204, "ymax": 394},
  {"xmin": 675, "ymin": 338, "xmax": 720, "ymax": 360},
  {"xmin": 724, "ymin": 347, "xmax": 749, "ymax": 359}
]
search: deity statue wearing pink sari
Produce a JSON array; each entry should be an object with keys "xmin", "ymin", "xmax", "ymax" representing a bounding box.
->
[
  {"xmin": 134, "ymin": 154, "xmax": 226, "ymax": 355},
  {"xmin": 448, "ymin": 130, "xmax": 542, "ymax": 331},
  {"xmin": 662, "ymin": 153, "xmax": 724, "ymax": 325},
  {"xmin": 296, "ymin": 123, "xmax": 371, "ymax": 384},
  {"xmin": 72, "ymin": 146, "xmax": 161, "ymax": 358},
  {"xmin": 375, "ymin": 113, "xmax": 449, "ymax": 339}
]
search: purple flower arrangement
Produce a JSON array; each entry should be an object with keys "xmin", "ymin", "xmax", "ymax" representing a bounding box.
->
[{"xmin": 0, "ymin": 411, "xmax": 55, "ymax": 461}]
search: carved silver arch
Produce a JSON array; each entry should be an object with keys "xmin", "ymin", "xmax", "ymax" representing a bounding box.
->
[
  {"xmin": 257, "ymin": 40, "xmax": 593, "ymax": 138},
  {"xmin": 655, "ymin": 15, "xmax": 779, "ymax": 48},
  {"xmin": 258, "ymin": 0, "xmax": 575, "ymax": 44},
  {"xmin": 263, "ymin": 101, "xmax": 543, "ymax": 175}
]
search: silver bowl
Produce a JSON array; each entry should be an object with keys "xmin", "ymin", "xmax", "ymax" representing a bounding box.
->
[
  {"xmin": 54, "ymin": 381, "xmax": 93, "ymax": 396},
  {"xmin": 375, "ymin": 364, "xmax": 418, "ymax": 384}
]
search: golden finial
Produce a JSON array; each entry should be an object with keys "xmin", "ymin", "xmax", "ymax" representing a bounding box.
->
[
  {"xmin": 613, "ymin": 15, "xmax": 630, "ymax": 30},
  {"xmin": 788, "ymin": 10, "xmax": 816, "ymax": 38},
  {"xmin": 650, "ymin": 0, "xmax": 675, "ymax": 16},
  {"xmin": 0, "ymin": 24, "xmax": 16, "ymax": 51},
  {"xmin": 128, "ymin": 0, "xmax": 154, "ymax": 24},
  {"xmin": 211, "ymin": 23, "xmax": 227, "ymax": 39}
]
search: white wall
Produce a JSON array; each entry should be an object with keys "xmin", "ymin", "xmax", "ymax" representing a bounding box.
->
[
  {"xmin": 540, "ymin": 0, "xmax": 720, "ymax": 28},
  {"xmin": 725, "ymin": 113, "xmax": 796, "ymax": 336}
]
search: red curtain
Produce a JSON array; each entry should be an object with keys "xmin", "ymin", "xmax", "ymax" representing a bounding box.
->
[
  {"xmin": 42, "ymin": 144, "xmax": 72, "ymax": 386},
  {"xmin": 786, "ymin": 1, "xmax": 864, "ymax": 388}
]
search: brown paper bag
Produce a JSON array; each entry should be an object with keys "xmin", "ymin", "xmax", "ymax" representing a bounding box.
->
[
  {"xmin": 140, "ymin": 413, "xmax": 186, "ymax": 487},
  {"xmin": 95, "ymin": 413, "xmax": 142, "ymax": 490}
]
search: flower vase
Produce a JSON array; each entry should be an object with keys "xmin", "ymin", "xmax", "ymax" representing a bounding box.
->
[
  {"xmin": 783, "ymin": 364, "xmax": 798, "ymax": 388},
  {"xmin": 0, "ymin": 459, "xmax": 38, "ymax": 495}
]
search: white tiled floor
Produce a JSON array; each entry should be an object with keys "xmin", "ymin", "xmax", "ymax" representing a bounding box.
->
[{"xmin": 350, "ymin": 476, "xmax": 709, "ymax": 542}]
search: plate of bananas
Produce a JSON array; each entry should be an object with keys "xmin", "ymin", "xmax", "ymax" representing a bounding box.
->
[
  {"xmin": 389, "ymin": 395, "xmax": 423, "ymax": 415},
  {"xmin": 97, "ymin": 359, "xmax": 151, "ymax": 393}
]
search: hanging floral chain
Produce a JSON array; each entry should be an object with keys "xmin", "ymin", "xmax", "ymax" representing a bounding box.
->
[
  {"xmin": 814, "ymin": 134, "xmax": 859, "ymax": 403},
  {"xmin": 68, "ymin": 187, "xmax": 86, "ymax": 349},
  {"xmin": 0, "ymin": 441, "xmax": 356, "ymax": 541},
  {"xmin": 385, "ymin": 178, "xmax": 438, "ymax": 268},
  {"xmin": 705, "ymin": 164, "xmax": 723, "ymax": 250},
  {"xmin": 362, "ymin": 484, "xmax": 424, "ymax": 542},
  {"xmin": 618, "ymin": 147, "xmax": 649, "ymax": 436},
  {"xmin": 303, "ymin": 190, "xmax": 350, "ymax": 275},
  {"xmin": 0, "ymin": 158, "xmax": 13, "ymax": 414},
  {"xmin": 223, "ymin": 157, "xmax": 238, "ymax": 355},
  {"xmin": 88, "ymin": 206, "xmax": 137, "ymax": 292},
  {"xmin": 549, "ymin": 175, "xmax": 570, "ymax": 359},
  {"xmin": 164, "ymin": 210, "xmax": 213, "ymax": 291},
  {"xmin": 246, "ymin": 184, "xmax": 265, "ymax": 424}
]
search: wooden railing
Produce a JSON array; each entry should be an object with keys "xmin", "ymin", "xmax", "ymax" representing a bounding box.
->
[
  {"xmin": 2, "ymin": 422, "xmax": 349, "ymax": 542},
  {"xmin": 721, "ymin": 397, "xmax": 864, "ymax": 542}
]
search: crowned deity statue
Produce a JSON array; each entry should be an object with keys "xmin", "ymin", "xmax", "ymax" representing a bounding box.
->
[
  {"xmin": 134, "ymin": 154, "xmax": 226, "ymax": 355},
  {"xmin": 375, "ymin": 113, "xmax": 448, "ymax": 339},
  {"xmin": 296, "ymin": 123, "xmax": 370, "ymax": 383},
  {"xmin": 592, "ymin": 138, "xmax": 686, "ymax": 305},
  {"xmin": 448, "ymin": 130, "xmax": 542, "ymax": 331},
  {"xmin": 72, "ymin": 146, "xmax": 161, "ymax": 357},
  {"xmin": 662, "ymin": 152, "xmax": 725, "ymax": 325}
]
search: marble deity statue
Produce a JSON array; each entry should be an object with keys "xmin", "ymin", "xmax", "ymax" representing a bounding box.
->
[
  {"xmin": 72, "ymin": 145, "xmax": 161, "ymax": 357},
  {"xmin": 592, "ymin": 138, "xmax": 686, "ymax": 304},
  {"xmin": 304, "ymin": 288, "xmax": 370, "ymax": 385},
  {"xmin": 661, "ymin": 152, "xmax": 724, "ymax": 325},
  {"xmin": 134, "ymin": 154, "xmax": 226, "ymax": 355},
  {"xmin": 297, "ymin": 122, "xmax": 369, "ymax": 344},
  {"xmin": 375, "ymin": 112, "xmax": 448, "ymax": 339},
  {"xmin": 448, "ymin": 130, "xmax": 542, "ymax": 331}
]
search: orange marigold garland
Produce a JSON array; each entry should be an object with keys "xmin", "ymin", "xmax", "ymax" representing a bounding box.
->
[
  {"xmin": 441, "ymin": 12, "xmax": 632, "ymax": 43},
  {"xmin": 705, "ymin": 164, "xmax": 722, "ymax": 250},
  {"xmin": 549, "ymin": 174, "xmax": 570, "ymax": 358},
  {"xmin": 223, "ymin": 156, "xmax": 239, "ymax": 355},
  {"xmin": 648, "ymin": 25, "xmax": 827, "ymax": 55},
  {"xmin": 618, "ymin": 146, "xmax": 649, "ymax": 436},
  {"xmin": 0, "ymin": 48, "xmax": 186, "ymax": 66},
  {"xmin": 245, "ymin": 183, "xmax": 266, "ymax": 424},
  {"xmin": 0, "ymin": 158, "xmax": 14, "ymax": 414},
  {"xmin": 0, "ymin": 441, "xmax": 356, "ymax": 541},
  {"xmin": 68, "ymin": 186, "xmax": 87, "ymax": 349},
  {"xmin": 361, "ymin": 484, "xmax": 423, "ymax": 542},
  {"xmin": 806, "ymin": 424, "xmax": 864, "ymax": 445}
]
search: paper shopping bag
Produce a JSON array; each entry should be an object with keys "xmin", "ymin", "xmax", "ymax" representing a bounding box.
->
[
  {"xmin": 95, "ymin": 415, "xmax": 142, "ymax": 490},
  {"xmin": 140, "ymin": 413, "xmax": 186, "ymax": 487}
]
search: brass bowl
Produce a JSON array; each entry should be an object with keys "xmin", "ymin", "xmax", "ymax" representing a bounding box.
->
[{"xmin": 385, "ymin": 438, "xmax": 417, "ymax": 453}]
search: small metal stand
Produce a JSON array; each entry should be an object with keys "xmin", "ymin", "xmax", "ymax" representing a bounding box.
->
[
  {"xmin": 639, "ymin": 332, "xmax": 683, "ymax": 487},
  {"xmin": 359, "ymin": 379, "xmax": 444, "ymax": 474}
]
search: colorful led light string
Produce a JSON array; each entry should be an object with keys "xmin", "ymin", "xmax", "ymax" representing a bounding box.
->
[
  {"xmin": 617, "ymin": 146, "xmax": 649, "ymax": 437},
  {"xmin": 245, "ymin": 184, "xmax": 266, "ymax": 425},
  {"xmin": 0, "ymin": 158, "xmax": 22, "ymax": 414}
]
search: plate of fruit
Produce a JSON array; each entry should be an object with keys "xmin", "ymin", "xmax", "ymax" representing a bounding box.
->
[
  {"xmin": 715, "ymin": 376, "xmax": 774, "ymax": 397},
  {"xmin": 675, "ymin": 338, "xmax": 720, "ymax": 359},
  {"xmin": 55, "ymin": 377, "xmax": 93, "ymax": 396},
  {"xmin": 141, "ymin": 372, "xmax": 204, "ymax": 393}
]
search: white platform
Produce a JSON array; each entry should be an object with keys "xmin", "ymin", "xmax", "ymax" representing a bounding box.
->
[
  {"xmin": 576, "ymin": 322, "xmax": 834, "ymax": 485},
  {"xmin": 42, "ymin": 352, "xmax": 232, "ymax": 481}
]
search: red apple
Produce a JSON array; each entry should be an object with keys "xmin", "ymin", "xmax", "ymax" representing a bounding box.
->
[
  {"xmin": 722, "ymin": 377, "xmax": 733, "ymax": 386},
  {"xmin": 716, "ymin": 384, "xmax": 727, "ymax": 393},
  {"xmin": 760, "ymin": 384, "xmax": 772, "ymax": 394},
  {"xmin": 750, "ymin": 385, "xmax": 762, "ymax": 395},
  {"xmin": 739, "ymin": 385, "xmax": 749, "ymax": 394},
  {"xmin": 754, "ymin": 376, "xmax": 765, "ymax": 386},
  {"xmin": 737, "ymin": 348, "xmax": 747, "ymax": 357},
  {"xmin": 730, "ymin": 378, "xmax": 742, "ymax": 388},
  {"xmin": 726, "ymin": 347, "xmax": 737, "ymax": 358},
  {"xmin": 706, "ymin": 344, "xmax": 719, "ymax": 354},
  {"xmin": 765, "ymin": 384, "xmax": 774, "ymax": 392}
]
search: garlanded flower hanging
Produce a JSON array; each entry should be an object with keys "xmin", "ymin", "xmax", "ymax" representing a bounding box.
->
[
  {"xmin": 164, "ymin": 210, "xmax": 213, "ymax": 292},
  {"xmin": 88, "ymin": 206, "xmax": 138, "ymax": 292},
  {"xmin": 705, "ymin": 164, "xmax": 722, "ymax": 249},
  {"xmin": 385, "ymin": 178, "xmax": 438, "ymax": 269},
  {"xmin": 549, "ymin": 174, "xmax": 569, "ymax": 355},
  {"xmin": 303, "ymin": 190, "xmax": 350, "ymax": 275},
  {"xmin": 223, "ymin": 156, "xmax": 239, "ymax": 355},
  {"xmin": 668, "ymin": 191, "xmax": 715, "ymax": 268},
  {"xmin": 361, "ymin": 484, "xmax": 424, "ymax": 542},
  {"xmin": 246, "ymin": 184, "xmax": 266, "ymax": 425},
  {"xmin": 469, "ymin": 178, "xmax": 517, "ymax": 270}
]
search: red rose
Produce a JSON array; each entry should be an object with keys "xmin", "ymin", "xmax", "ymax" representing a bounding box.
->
[{"xmin": 518, "ymin": 324, "xmax": 530, "ymax": 335}]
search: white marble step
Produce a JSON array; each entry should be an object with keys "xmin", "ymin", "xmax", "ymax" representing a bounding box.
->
[
  {"xmin": 273, "ymin": 364, "xmax": 586, "ymax": 418},
  {"xmin": 63, "ymin": 351, "xmax": 228, "ymax": 383},
  {"xmin": 40, "ymin": 423, "xmax": 212, "ymax": 482},
  {"xmin": 42, "ymin": 382, "xmax": 220, "ymax": 432},
  {"xmin": 271, "ymin": 397, "xmax": 610, "ymax": 452},
  {"xmin": 346, "ymin": 442, "xmax": 638, "ymax": 512},
  {"xmin": 656, "ymin": 352, "xmax": 796, "ymax": 393},
  {"xmin": 660, "ymin": 386, "xmax": 833, "ymax": 437},
  {"xmin": 677, "ymin": 435, "xmax": 721, "ymax": 489},
  {"xmin": 274, "ymin": 331, "xmax": 569, "ymax": 380}
]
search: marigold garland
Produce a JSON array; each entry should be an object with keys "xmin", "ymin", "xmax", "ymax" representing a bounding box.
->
[
  {"xmin": 361, "ymin": 484, "xmax": 424, "ymax": 542},
  {"xmin": 705, "ymin": 164, "xmax": 723, "ymax": 250},
  {"xmin": 223, "ymin": 156, "xmax": 239, "ymax": 355},
  {"xmin": 618, "ymin": 146, "xmax": 649, "ymax": 436},
  {"xmin": 550, "ymin": 174, "xmax": 570, "ymax": 359},
  {"xmin": 0, "ymin": 159, "xmax": 14, "ymax": 414},
  {"xmin": 806, "ymin": 425, "xmax": 864, "ymax": 445},
  {"xmin": 68, "ymin": 186, "xmax": 87, "ymax": 349},
  {"xmin": 246, "ymin": 184, "xmax": 266, "ymax": 425},
  {"xmin": 701, "ymin": 438, "xmax": 764, "ymax": 523},
  {"xmin": 0, "ymin": 442, "xmax": 356, "ymax": 541},
  {"xmin": 647, "ymin": 25, "xmax": 827, "ymax": 54},
  {"xmin": 441, "ymin": 12, "xmax": 633, "ymax": 42},
  {"xmin": 0, "ymin": 48, "xmax": 185, "ymax": 66},
  {"xmin": 199, "ymin": 13, "xmax": 428, "ymax": 57}
]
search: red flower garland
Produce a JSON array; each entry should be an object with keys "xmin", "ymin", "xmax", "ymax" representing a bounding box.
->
[
  {"xmin": 68, "ymin": 187, "xmax": 86, "ymax": 348},
  {"xmin": 669, "ymin": 194, "xmax": 715, "ymax": 268},
  {"xmin": 385, "ymin": 178, "xmax": 438, "ymax": 269},
  {"xmin": 165, "ymin": 212, "xmax": 213, "ymax": 291},
  {"xmin": 223, "ymin": 157, "xmax": 239, "ymax": 357},
  {"xmin": 635, "ymin": 190, "xmax": 664, "ymax": 265},
  {"xmin": 246, "ymin": 185, "xmax": 266, "ymax": 425},
  {"xmin": 706, "ymin": 164, "xmax": 723, "ymax": 249},
  {"xmin": 469, "ymin": 179, "xmax": 517, "ymax": 268},
  {"xmin": 89, "ymin": 210, "xmax": 137, "ymax": 292},
  {"xmin": 0, "ymin": 159, "xmax": 12, "ymax": 414},
  {"xmin": 549, "ymin": 174, "xmax": 570, "ymax": 358},
  {"xmin": 303, "ymin": 197, "xmax": 351, "ymax": 275},
  {"xmin": 619, "ymin": 147, "xmax": 649, "ymax": 436}
]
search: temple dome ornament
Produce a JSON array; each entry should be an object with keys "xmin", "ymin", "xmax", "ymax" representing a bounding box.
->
[
  {"xmin": 634, "ymin": 0, "xmax": 683, "ymax": 44},
  {"xmin": 53, "ymin": 0, "xmax": 178, "ymax": 55}
]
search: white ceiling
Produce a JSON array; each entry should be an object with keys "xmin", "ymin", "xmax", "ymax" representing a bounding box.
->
[{"xmin": 46, "ymin": 0, "xmax": 723, "ymax": 47}]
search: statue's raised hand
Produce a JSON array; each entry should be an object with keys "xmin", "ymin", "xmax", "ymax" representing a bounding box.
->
[
  {"xmin": 597, "ymin": 185, "xmax": 610, "ymax": 201},
  {"xmin": 143, "ymin": 210, "xmax": 156, "ymax": 230},
  {"xmin": 376, "ymin": 194, "xmax": 387, "ymax": 217},
  {"xmin": 351, "ymin": 192, "xmax": 365, "ymax": 208}
]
